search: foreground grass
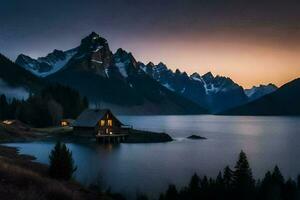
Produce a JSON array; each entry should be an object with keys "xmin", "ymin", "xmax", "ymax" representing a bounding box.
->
[
  {"xmin": 0, "ymin": 159, "xmax": 80, "ymax": 200},
  {"xmin": 0, "ymin": 145, "xmax": 112, "ymax": 200}
]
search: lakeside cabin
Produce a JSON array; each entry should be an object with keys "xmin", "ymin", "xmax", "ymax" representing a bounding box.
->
[{"xmin": 73, "ymin": 109, "xmax": 131, "ymax": 143}]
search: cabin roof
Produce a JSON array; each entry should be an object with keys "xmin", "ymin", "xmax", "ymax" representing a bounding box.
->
[{"xmin": 74, "ymin": 109, "xmax": 122, "ymax": 127}]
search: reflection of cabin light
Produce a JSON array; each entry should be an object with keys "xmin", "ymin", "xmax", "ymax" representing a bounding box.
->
[
  {"xmin": 3, "ymin": 120, "xmax": 13, "ymax": 125},
  {"xmin": 110, "ymin": 132, "xmax": 113, "ymax": 135}
]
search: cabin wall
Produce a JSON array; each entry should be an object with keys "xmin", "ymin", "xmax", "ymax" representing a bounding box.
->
[
  {"xmin": 73, "ymin": 127, "xmax": 96, "ymax": 137},
  {"xmin": 96, "ymin": 112, "xmax": 122, "ymax": 131}
]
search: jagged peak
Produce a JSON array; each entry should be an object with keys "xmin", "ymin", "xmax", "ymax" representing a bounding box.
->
[
  {"xmin": 114, "ymin": 48, "xmax": 136, "ymax": 64},
  {"xmin": 248, "ymin": 83, "xmax": 278, "ymax": 90},
  {"xmin": 80, "ymin": 32, "xmax": 107, "ymax": 47},
  {"xmin": 146, "ymin": 62, "xmax": 155, "ymax": 67},
  {"xmin": 190, "ymin": 72, "xmax": 201, "ymax": 79},
  {"xmin": 17, "ymin": 53, "xmax": 32, "ymax": 59},
  {"xmin": 157, "ymin": 62, "xmax": 167, "ymax": 67},
  {"xmin": 115, "ymin": 48, "xmax": 131, "ymax": 56},
  {"xmin": 137, "ymin": 61, "xmax": 145, "ymax": 66},
  {"xmin": 175, "ymin": 69, "xmax": 181, "ymax": 74},
  {"xmin": 15, "ymin": 54, "xmax": 35, "ymax": 64},
  {"xmin": 51, "ymin": 49, "xmax": 64, "ymax": 54},
  {"xmin": 43, "ymin": 49, "xmax": 65, "ymax": 58},
  {"xmin": 267, "ymin": 83, "xmax": 278, "ymax": 88},
  {"xmin": 116, "ymin": 47, "xmax": 126, "ymax": 53},
  {"xmin": 88, "ymin": 31, "xmax": 100, "ymax": 39},
  {"xmin": 182, "ymin": 72, "xmax": 188, "ymax": 76},
  {"xmin": 203, "ymin": 72, "xmax": 214, "ymax": 79}
]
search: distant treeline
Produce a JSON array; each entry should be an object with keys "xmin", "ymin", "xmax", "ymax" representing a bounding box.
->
[
  {"xmin": 0, "ymin": 84, "xmax": 88, "ymax": 127},
  {"xmin": 110, "ymin": 151, "xmax": 300, "ymax": 200}
]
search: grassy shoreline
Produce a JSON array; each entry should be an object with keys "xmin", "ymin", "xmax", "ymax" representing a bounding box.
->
[{"xmin": 0, "ymin": 145, "xmax": 112, "ymax": 200}]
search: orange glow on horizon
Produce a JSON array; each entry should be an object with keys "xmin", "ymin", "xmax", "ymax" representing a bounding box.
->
[{"xmin": 118, "ymin": 34, "xmax": 300, "ymax": 88}]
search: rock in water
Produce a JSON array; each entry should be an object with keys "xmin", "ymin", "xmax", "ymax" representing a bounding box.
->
[{"xmin": 187, "ymin": 135, "xmax": 207, "ymax": 140}]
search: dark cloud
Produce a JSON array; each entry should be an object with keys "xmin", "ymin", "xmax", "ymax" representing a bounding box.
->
[{"xmin": 0, "ymin": 0, "xmax": 299, "ymax": 59}]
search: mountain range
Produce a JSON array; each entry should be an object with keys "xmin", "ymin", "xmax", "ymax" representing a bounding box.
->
[
  {"xmin": 223, "ymin": 78, "xmax": 300, "ymax": 115},
  {"xmin": 2, "ymin": 32, "xmax": 297, "ymax": 115},
  {"xmin": 15, "ymin": 33, "xmax": 207, "ymax": 114}
]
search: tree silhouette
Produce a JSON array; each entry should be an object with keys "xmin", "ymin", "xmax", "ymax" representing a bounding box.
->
[
  {"xmin": 223, "ymin": 166, "xmax": 233, "ymax": 189},
  {"xmin": 157, "ymin": 151, "xmax": 300, "ymax": 200},
  {"xmin": 164, "ymin": 184, "xmax": 179, "ymax": 200},
  {"xmin": 232, "ymin": 151, "xmax": 255, "ymax": 199},
  {"xmin": 49, "ymin": 141, "xmax": 77, "ymax": 180}
]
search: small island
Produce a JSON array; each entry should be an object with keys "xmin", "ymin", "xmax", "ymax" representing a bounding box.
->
[{"xmin": 187, "ymin": 135, "xmax": 207, "ymax": 140}]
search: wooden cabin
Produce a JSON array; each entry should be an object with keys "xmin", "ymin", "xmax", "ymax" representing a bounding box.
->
[{"xmin": 73, "ymin": 109, "xmax": 130, "ymax": 141}]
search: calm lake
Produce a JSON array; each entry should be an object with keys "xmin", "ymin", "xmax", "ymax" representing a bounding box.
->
[{"xmin": 5, "ymin": 115, "xmax": 300, "ymax": 197}]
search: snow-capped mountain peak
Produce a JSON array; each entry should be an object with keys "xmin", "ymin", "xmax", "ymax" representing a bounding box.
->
[
  {"xmin": 245, "ymin": 83, "xmax": 277, "ymax": 101},
  {"xmin": 15, "ymin": 48, "xmax": 77, "ymax": 77},
  {"xmin": 202, "ymin": 72, "xmax": 214, "ymax": 82},
  {"xmin": 112, "ymin": 48, "xmax": 139, "ymax": 78},
  {"xmin": 190, "ymin": 72, "xmax": 201, "ymax": 79}
]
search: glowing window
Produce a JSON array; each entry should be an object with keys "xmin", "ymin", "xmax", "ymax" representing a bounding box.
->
[
  {"xmin": 61, "ymin": 121, "xmax": 68, "ymax": 126},
  {"xmin": 108, "ymin": 120, "xmax": 113, "ymax": 126},
  {"xmin": 100, "ymin": 120, "xmax": 105, "ymax": 126}
]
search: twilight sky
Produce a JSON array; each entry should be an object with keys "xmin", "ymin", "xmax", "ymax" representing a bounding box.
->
[{"xmin": 1, "ymin": 0, "xmax": 300, "ymax": 88}]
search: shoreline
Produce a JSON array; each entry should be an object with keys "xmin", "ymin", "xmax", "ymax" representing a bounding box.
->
[{"xmin": 0, "ymin": 144, "xmax": 112, "ymax": 200}]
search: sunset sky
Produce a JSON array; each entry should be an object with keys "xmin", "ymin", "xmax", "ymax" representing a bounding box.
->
[{"xmin": 1, "ymin": 0, "xmax": 300, "ymax": 88}]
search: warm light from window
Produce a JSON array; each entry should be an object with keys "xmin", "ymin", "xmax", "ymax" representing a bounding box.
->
[
  {"xmin": 3, "ymin": 120, "xmax": 13, "ymax": 125},
  {"xmin": 100, "ymin": 120, "xmax": 105, "ymax": 126},
  {"xmin": 61, "ymin": 121, "xmax": 68, "ymax": 126},
  {"xmin": 108, "ymin": 120, "xmax": 113, "ymax": 126}
]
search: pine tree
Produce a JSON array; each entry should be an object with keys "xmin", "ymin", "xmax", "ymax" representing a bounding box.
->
[
  {"xmin": 223, "ymin": 166, "xmax": 233, "ymax": 188},
  {"xmin": 272, "ymin": 165, "xmax": 284, "ymax": 185},
  {"xmin": 49, "ymin": 141, "xmax": 77, "ymax": 180},
  {"xmin": 232, "ymin": 151, "xmax": 255, "ymax": 199},
  {"xmin": 165, "ymin": 184, "xmax": 179, "ymax": 200},
  {"xmin": 189, "ymin": 173, "xmax": 200, "ymax": 192},
  {"xmin": 216, "ymin": 171, "xmax": 223, "ymax": 184},
  {"xmin": 188, "ymin": 173, "xmax": 200, "ymax": 199}
]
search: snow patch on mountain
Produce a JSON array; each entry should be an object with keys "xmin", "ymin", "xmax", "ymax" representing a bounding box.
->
[
  {"xmin": 91, "ymin": 59, "xmax": 103, "ymax": 64},
  {"xmin": 16, "ymin": 49, "xmax": 77, "ymax": 77},
  {"xmin": 162, "ymin": 83, "xmax": 174, "ymax": 91},
  {"xmin": 93, "ymin": 46, "xmax": 103, "ymax": 52},
  {"xmin": 245, "ymin": 84, "xmax": 277, "ymax": 101},
  {"xmin": 40, "ymin": 50, "xmax": 77, "ymax": 77},
  {"xmin": 115, "ymin": 62, "xmax": 128, "ymax": 78}
]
